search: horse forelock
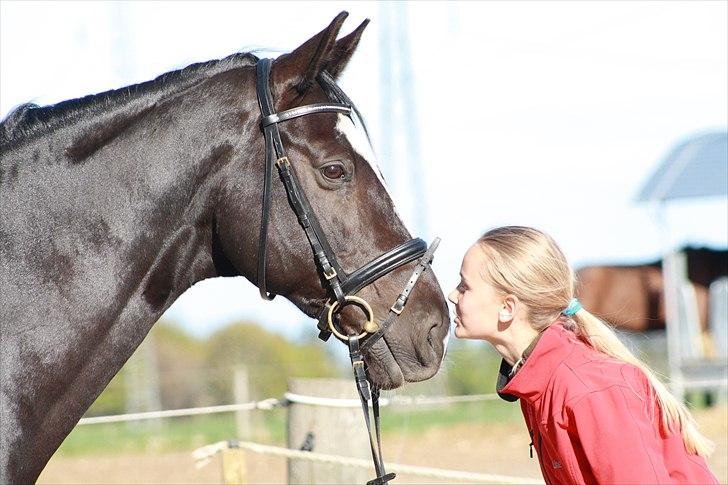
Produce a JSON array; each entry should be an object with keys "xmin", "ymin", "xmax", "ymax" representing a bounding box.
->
[{"xmin": 0, "ymin": 52, "xmax": 259, "ymax": 150}]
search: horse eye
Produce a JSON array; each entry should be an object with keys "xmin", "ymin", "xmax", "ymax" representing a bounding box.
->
[{"xmin": 321, "ymin": 164, "xmax": 346, "ymax": 180}]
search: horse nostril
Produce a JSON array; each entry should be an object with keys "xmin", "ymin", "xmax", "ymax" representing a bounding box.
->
[{"xmin": 426, "ymin": 321, "xmax": 440, "ymax": 350}]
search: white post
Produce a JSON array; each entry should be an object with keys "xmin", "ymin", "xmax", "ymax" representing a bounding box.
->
[
  {"xmin": 233, "ymin": 367, "xmax": 251, "ymax": 441},
  {"xmin": 657, "ymin": 203, "xmax": 690, "ymax": 400},
  {"xmin": 663, "ymin": 250, "xmax": 687, "ymax": 399}
]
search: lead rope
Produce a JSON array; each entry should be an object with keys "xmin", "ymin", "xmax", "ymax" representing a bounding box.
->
[{"xmin": 349, "ymin": 336, "xmax": 396, "ymax": 485}]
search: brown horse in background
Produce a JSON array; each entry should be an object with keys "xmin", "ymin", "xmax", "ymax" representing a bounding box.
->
[{"xmin": 576, "ymin": 247, "xmax": 728, "ymax": 333}]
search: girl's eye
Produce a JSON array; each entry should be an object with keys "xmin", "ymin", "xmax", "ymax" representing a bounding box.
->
[{"xmin": 321, "ymin": 164, "xmax": 346, "ymax": 180}]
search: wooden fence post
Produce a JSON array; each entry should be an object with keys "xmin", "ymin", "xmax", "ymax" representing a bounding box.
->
[
  {"xmin": 287, "ymin": 378, "xmax": 372, "ymax": 484},
  {"xmin": 222, "ymin": 446, "xmax": 247, "ymax": 484}
]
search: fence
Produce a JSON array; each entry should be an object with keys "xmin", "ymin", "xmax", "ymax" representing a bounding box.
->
[
  {"xmin": 193, "ymin": 440, "xmax": 543, "ymax": 484},
  {"xmin": 76, "ymin": 377, "xmax": 543, "ymax": 484}
]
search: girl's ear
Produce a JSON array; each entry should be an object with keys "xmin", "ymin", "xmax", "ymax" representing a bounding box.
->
[
  {"xmin": 499, "ymin": 295, "xmax": 519, "ymax": 322},
  {"xmin": 270, "ymin": 12, "xmax": 348, "ymax": 108}
]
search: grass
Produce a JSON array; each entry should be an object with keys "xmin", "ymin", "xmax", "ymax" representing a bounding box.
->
[
  {"xmin": 382, "ymin": 400, "xmax": 522, "ymax": 433},
  {"xmin": 56, "ymin": 400, "xmax": 522, "ymax": 457},
  {"xmin": 57, "ymin": 409, "xmax": 288, "ymax": 457}
]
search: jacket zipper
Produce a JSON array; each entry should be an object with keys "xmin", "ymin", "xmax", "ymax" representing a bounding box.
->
[
  {"xmin": 530, "ymin": 426, "xmax": 552, "ymax": 485},
  {"xmin": 528, "ymin": 407, "xmax": 552, "ymax": 485},
  {"xmin": 529, "ymin": 429, "xmax": 534, "ymax": 458}
]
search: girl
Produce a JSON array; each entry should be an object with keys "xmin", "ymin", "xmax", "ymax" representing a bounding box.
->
[{"xmin": 449, "ymin": 226, "xmax": 718, "ymax": 484}]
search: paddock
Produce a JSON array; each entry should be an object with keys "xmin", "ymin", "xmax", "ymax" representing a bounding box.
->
[
  {"xmin": 39, "ymin": 381, "xmax": 544, "ymax": 484},
  {"xmin": 37, "ymin": 377, "xmax": 728, "ymax": 484}
]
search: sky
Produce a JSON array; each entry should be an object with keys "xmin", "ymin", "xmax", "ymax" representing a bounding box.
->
[{"xmin": 2, "ymin": 1, "xmax": 726, "ymax": 340}]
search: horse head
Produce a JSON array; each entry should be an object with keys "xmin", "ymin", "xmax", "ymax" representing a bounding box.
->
[{"xmin": 213, "ymin": 13, "xmax": 450, "ymax": 389}]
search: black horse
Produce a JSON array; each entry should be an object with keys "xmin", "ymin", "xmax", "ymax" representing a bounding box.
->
[{"xmin": 0, "ymin": 13, "xmax": 450, "ymax": 483}]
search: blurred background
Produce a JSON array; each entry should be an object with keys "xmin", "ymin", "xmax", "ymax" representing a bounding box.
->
[{"xmin": 2, "ymin": 1, "xmax": 726, "ymax": 483}]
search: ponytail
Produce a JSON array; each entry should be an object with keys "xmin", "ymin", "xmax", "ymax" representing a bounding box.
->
[{"xmin": 570, "ymin": 308, "xmax": 715, "ymax": 457}]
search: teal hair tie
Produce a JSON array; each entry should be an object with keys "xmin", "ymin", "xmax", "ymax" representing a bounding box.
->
[{"xmin": 563, "ymin": 298, "xmax": 582, "ymax": 317}]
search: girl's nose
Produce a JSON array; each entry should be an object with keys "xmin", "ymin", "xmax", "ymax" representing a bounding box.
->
[{"xmin": 447, "ymin": 289, "xmax": 458, "ymax": 305}]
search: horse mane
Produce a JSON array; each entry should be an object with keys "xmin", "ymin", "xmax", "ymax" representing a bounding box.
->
[
  {"xmin": 0, "ymin": 51, "xmax": 366, "ymax": 164},
  {"xmin": 0, "ymin": 52, "xmax": 259, "ymax": 150}
]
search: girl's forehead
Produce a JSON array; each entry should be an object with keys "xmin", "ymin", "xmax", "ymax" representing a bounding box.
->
[{"xmin": 462, "ymin": 245, "xmax": 487, "ymax": 275}]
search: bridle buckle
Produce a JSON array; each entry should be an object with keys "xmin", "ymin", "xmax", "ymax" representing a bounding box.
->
[
  {"xmin": 390, "ymin": 299, "xmax": 405, "ymax": 315},
  {"xmin": 275, "ymin": 156, "xmax": 290, "ymax": 169},
  {"xmin": 323, "ymin": 266, "xmax": 338, "ymax": 280}
]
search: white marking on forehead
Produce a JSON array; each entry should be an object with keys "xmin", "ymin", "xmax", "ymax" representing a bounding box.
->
[{"xmin": 335, "ymin": 114, "xmax": 396, "ymax": 201}]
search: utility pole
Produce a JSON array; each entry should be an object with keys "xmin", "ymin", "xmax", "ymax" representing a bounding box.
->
[{"xmin": 377, "ymin": 2, "xmax": 429, "ymax": 238}]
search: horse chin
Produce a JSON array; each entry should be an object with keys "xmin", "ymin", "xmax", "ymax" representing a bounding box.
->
[{"xmin": 364, "ymin": 339, "xmax": 405, "ymax": 390}]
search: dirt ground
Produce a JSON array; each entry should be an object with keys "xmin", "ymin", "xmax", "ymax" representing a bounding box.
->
[{"xmin": 39, "ymin": 406, "xmax": 727, "ymax": 484}]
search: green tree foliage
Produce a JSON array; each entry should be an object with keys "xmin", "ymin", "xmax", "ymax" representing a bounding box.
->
[
  {"xmin": 87, "ymin": 320, "xmax": 509, "ymax": 418},
  {"xmin": 85, "ymin": 320, "xmax": 346, "ymax": 417},
  {"xmin": 86, "ymin": 320, "xmax": 199, "ymax": 416},
  {"xmin": 443, "ymin": 339, "xmax": 502, "ymax": 395},
  {"xmin": 154, "ymin": 321, "xmax": 207, "ymax": 409},
  {"xmin": 203, "ymin": 322, "xmax": 345, "ymax": 402}
]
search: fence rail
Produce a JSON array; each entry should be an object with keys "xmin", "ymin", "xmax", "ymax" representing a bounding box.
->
[
  {"xmin": 193, "ymin": 440, "xmax": 544, "ymax": 484},
  {"xmin": 76, "ymin": 390, "xmax": 542, "ymax": 484},
  {"xmin": 76, "ymin": 392, "xmax": 503, "ymax": 425}
]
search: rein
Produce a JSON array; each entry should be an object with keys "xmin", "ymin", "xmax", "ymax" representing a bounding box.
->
[{"xmin": 255, "ymin": 58, "xmax": 440, "ymax": 485}]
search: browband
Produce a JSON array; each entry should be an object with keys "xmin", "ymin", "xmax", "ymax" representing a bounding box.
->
[{"xmin": 262, "ymin": 104, "xmax": 352, "ymax": 127}]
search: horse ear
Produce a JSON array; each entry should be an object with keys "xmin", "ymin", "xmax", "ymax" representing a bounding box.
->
[
  {"xmin": 324, "ymin": 18, "xmax": 369, "ymax": 79},
  {"xmin": 271, "ymin": 11, "xmax": 348, "ymax": 104}
]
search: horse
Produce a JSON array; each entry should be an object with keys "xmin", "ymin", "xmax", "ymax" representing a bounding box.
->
[
  {"xmin": 576, "ymin": 246, "xmax": 728, "ymax": 333},
  {"xmin": 0, "ymin": 13, "xmax": 451, "ymax": 483}
]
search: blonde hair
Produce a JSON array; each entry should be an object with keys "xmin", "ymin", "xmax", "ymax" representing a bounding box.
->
[{"xmin": 477, "ymin": 226, "xmax": 714, "ymax": 457}]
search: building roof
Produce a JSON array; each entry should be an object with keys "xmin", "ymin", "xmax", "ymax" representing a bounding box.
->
[{"xmin": 637, "ymin": 131, "xmax": 728, "ymax": 202}]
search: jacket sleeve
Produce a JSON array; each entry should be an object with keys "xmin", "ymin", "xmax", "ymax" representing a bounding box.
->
[{"xmin": 566, "ymin": 385, "xmax": 671, "ymax": 484}]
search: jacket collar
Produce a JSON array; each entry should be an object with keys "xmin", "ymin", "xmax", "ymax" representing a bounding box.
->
[{"xmin": 496, "ymin": 324, "xmax": 578, "ymax": 403}]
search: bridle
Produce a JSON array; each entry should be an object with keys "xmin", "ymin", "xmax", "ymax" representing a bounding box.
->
[{"xmin": 255, "ymin": 58, "xmax": 440, "ymax": 485}]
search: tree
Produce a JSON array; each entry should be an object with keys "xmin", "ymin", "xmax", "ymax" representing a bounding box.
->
[
  {"xmin": 444, "ymin": 339, "xmax": 502, "ymax": 395},
  {"xmin": 203, "ymin": 322, "xmax": 345, "ymax": 402}
]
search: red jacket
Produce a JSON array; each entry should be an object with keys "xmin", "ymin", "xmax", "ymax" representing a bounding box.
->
[{"xmin": 497, "ymin": 324, "xmax": 718, "ymax": 484}]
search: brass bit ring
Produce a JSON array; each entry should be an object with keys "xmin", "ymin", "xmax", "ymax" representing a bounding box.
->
[{"xmin": 327, "ymin": 295, "xmax": 378, "ymax": 341}]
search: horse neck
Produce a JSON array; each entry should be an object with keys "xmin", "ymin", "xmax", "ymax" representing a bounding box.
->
[{"xmin": 0, "ymin": 68, "xmax": 261, "ymax": 483}]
